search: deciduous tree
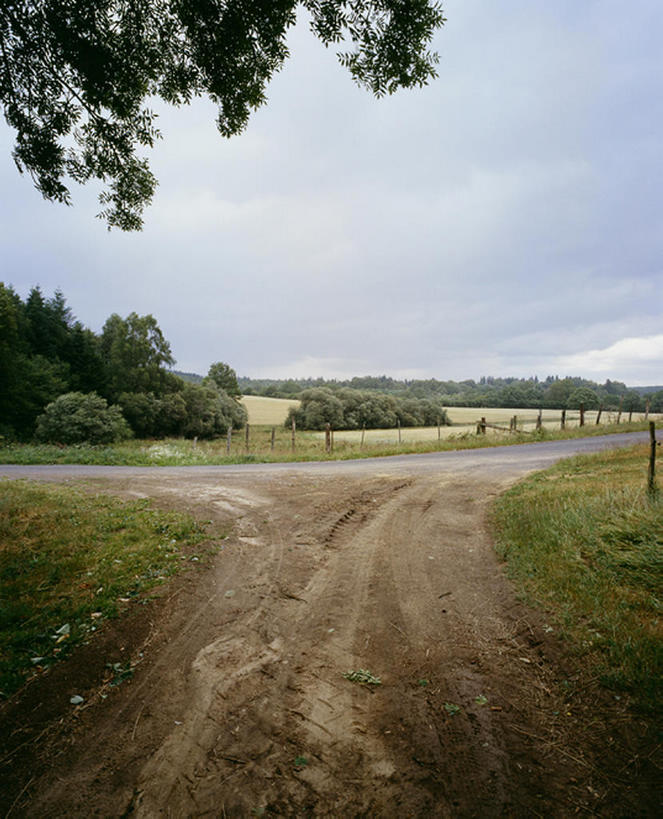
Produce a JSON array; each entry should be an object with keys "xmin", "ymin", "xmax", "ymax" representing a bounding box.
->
[
  {"xmin": 567, "ymin": 387, "xmax": 600, "ymax": 411},
  {"xmin": 100, "ymin": 312, "xmax": 176, "ymax": 399},
  {"xmin": 205, "ymin": 361, "xmax": 241, "ymax": 397},
  {"xmin": 0, "ymin": 1, "xmax": 445, "ymax": 228}
]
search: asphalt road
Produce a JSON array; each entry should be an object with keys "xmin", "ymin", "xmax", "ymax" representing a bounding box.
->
[{"xmin": 0, "ymin": 430, "xmax": 651, "ymax": 482}]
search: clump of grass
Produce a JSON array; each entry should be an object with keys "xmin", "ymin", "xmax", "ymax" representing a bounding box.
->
[
  {"xmin": 494, "ymin": 444, "xmax": 662, "ymax": 711},
  {"xmin": 343, "ymin": 669, "xmax": 382, "ymax": 685},
  {"xmin": 0, "ymin": 479, "xmax": 218, "ymax": 697}
]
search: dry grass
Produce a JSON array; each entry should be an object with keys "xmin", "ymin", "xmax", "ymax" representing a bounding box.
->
[
  {"xmin": 446, "ymin": 406, "xmax": 653, "ymax": 426},
  {"xmin": 240, "ymin": 396, "xmax": 300, "ymax": 426},
  {"xmin": 326, "ymin": 408, "xmax": 659, "ymax": 445}
]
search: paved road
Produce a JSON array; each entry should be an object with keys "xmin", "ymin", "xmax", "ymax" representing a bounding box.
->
[{"xmin": 0, "ymin": 430, "xmax": 651, "ymax": 482}]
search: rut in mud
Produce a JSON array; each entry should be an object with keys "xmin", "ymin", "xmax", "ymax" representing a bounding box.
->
[{"xmin": 0, "ymin": 438, "xmax": 659, "ymax": 816}]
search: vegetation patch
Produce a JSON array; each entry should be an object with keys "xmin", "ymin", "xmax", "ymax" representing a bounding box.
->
[
  {"xmin": 493, "ymin": 444, "xmax": 662, "ymax": 711},
  {"xmin": 343, "ymin": 668, "xmax": 382, "ymax": 685},
  {"xmin": 0, "ymin": 479, "xmax": 219, "ymax": 698}
]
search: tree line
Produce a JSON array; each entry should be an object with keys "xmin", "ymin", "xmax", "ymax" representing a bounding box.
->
[
  {"xmin": 242, "ymin": 375, "xmax": 662, "ymax": 414},
  {"xmin": 287, "ymin": 388, "xmax": 450, "ymax": 431},
  {"xmin": 0, "ymin": 284, "xmax": 245, "ymax": 443}
]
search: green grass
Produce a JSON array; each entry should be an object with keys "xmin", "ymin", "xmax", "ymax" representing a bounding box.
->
[
  {"xmin": 0, "ymin": 420, "xmax": 653, "ymax": 466},
  {"xmin": 493, "ymin": 444, "xmax": 662, "ymax": 711},
  {"xmin": 0, "ymin": 480, "xmax": 221, "ymax": 697}
]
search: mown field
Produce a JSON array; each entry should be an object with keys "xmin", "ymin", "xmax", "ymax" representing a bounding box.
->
[
  {"xmin": 494, "ymin": 442, "xmax": 662, "ymax": 711},
  {"xmin": 239, "ymin": 398, "xmax": 654, "ymax": 444},
  {"xmin": 327, "ymin": 407, "xmax": 654, "ymax": 444},
  {"xmin": 239, "ymin": 395, "xmax": 300, "ymax": 425}
]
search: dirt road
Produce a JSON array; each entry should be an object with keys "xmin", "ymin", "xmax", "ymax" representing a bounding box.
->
[{"xmin": 1, "ymin": 433, "xmax": 659, "ymax": 816}]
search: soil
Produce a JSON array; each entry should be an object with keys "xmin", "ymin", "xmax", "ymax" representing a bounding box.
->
[{"xmin": 0, "ymin": 438, "xmax": 660, "ymax": 817}]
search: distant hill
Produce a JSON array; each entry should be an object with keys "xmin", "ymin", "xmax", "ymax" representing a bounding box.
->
[
  {"xmin": 632, "ymin": 386, "xmax": 663, "ymax": 395},
  {"xmin": 171, "ymin": 370, "xmax": 204, "ymax": 384}
]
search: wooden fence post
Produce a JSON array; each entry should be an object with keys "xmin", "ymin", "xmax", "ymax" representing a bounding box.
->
[
  {"xmin": 629, "ymin": 409, "xmax": 633, "ymax": 423},
  {"xmin": 596, "ymin": 405, "xmax": 603, "ymax": 425},
  {"xmin": 536, "ymin": 409, "xmax": 542, "ymax": 431},
  {"xmin": 245, "ymin": 423, "xmax": 250, "ymax": 453},
  {"xmin": 648, "ymin": 422, "xmax": 657, "ymax": 496},
  {"xmin": 291, "ymin": 418, "xmax": 296, "ymax": 451},
  {"xmin": 331, "ymin": 427, "xmax": 334, "ymax": 453},
  {"xmin": 617, "ymin": 397, "xmax": 623, "ymax": 424},
  {"xmin": 480, "ymin": 417, "xmax": 487, "ymax": 435},
  {"xmin": 360, "ymin": 425, "xmax": 366, "ymax": 449},
  {"xmin": 645, "ymin": 399, "xmax": 650, "ymax": 421},
  {"xmin": 325, "ymin": 423, "xmax": 331, "ymax": 453},
  {"xmin": 561, "ymin": 409, "xmax": 566, "ymax": 430},
  {"xmin": 271, "ymin": 426, "xmax": 276, "ymax": 450},
  {"xmin": 579, "ymin": 403, "xmax": 585, "ymax": 427},
  {"xmin": 226, "ymin": 425, "xmax": 232, "ymax": 454}
]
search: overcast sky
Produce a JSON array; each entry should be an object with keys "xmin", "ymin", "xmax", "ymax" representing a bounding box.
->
[{"xmin": 1, "ymin": 0, "xmax": 661, "ymax": 385}]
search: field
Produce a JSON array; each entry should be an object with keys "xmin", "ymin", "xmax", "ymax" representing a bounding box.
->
[
  {"xmin": 318, "ymin": 406, "xmax": 655, "ymax": 445},
  {"xmin": 240, "ymin": 395, "xmax": 300, "ymax": 425},
  {"xmin": 239, "ymin": 399, "xmax": 654, "ymax": 445}
]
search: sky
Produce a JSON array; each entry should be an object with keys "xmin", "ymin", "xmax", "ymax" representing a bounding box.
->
[{"xmin": 1, "ymin": 0, "xmax": 661, "ymax": 386}]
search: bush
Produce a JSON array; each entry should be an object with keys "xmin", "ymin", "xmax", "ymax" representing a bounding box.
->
[
  {"xmin": 287, "ymin": 387, "xmax": 450, "ymax": 430},
  {"xmin": 35, "ymin": 392, "xmax": 132, "ymax": 444},
  {"xmin": 118, "ymin": 390, "xmax": 187, "ymax": 438},
  {"xmin": 180, "ymin": 383, "xmax": 247, "ymax": 439}
]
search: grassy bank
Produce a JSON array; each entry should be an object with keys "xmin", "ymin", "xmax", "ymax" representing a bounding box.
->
[
  {"xmin": 0, "ymin": 421, "xmax": 654, "ymax": 466},
  {"xmin": 493, "ymin": 443, "xmax": 662, "ymax": 711},
  {"xmin": 0, "ymin": 480, "xmax": 221, "ymax": 698}
]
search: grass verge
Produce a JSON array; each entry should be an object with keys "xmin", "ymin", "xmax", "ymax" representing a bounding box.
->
[
  {"xmin": 493, "ymin": 443, "xmax": 662, "ymax": 711},
  {"xmin": 0, "ymin": 421, "xmax": 653, "ymax": 466},
  {"xmin": 0, "ymin": 479, "xmax": 221, "ymax": 698}
]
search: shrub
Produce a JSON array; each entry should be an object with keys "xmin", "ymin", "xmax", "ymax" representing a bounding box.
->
[
  {"xmin": 118, "ymin": 390, "xmax": 187, "ymax": 438},
  {"xmin": 286, "ymin": 388, "xmax": 344, "ymax": 430},
  {"xmin": 35, "ymin": 392, "xmax": 132, "ymax": 444},
  {"xmin": 288, "ymin": 387, "xmax": 449, "ymax": 430},
  {"xmin": 180, "ymin": 383, "xmax": 247, "ymax": 439}
]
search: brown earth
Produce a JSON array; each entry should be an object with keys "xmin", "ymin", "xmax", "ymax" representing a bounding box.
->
[{"xmin": 0, "ymin": 442, "xmax": 660, "ymax": 816}]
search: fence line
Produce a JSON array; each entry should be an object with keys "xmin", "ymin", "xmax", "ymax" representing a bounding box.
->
[{"xmin": 219, "ymin": 410, "xmax": 657, "ymax": 456}]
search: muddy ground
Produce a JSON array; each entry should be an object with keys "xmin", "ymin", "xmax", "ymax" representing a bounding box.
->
[{"xmin": 0, "ymin": 437, "xmax": 660, "ymax": 816}]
